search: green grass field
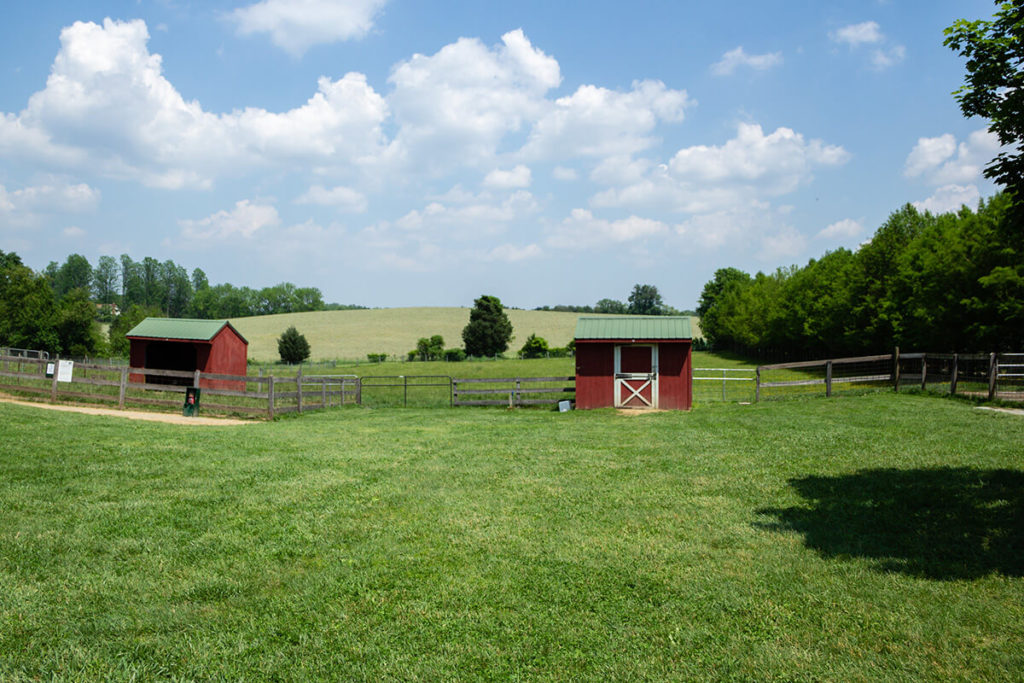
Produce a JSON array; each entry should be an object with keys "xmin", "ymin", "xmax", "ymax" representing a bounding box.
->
[
  {"xmin": 1, "ymin": 393, "xmax": 1021, "ymax": 680},
  {"xmin": 229, "ymin": 308, "xmax": 702, "ymax": 362}
]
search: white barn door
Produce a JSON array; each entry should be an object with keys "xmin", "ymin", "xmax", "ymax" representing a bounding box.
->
[{"xmin": 614, "ymin": 344, "xmax": 658, "ymax": 409}]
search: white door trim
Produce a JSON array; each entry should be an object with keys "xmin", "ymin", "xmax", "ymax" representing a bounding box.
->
[{"xmin": 614, "ymin": 344, "xmax": 658, "ymax": 409}]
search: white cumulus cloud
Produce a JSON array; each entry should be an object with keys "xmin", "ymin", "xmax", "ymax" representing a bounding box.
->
[
  {"xmin": 904, "ymin": 128, "xmax": 999, "ymax": 186},
  {"xmin": 711, "ymin": 46, "xmax": 783, "ymax": 76},
  {"xmin": 546, "ymin": 208, "xmax": 668, "ymax": 249},
  {"xmin": 483, "ymin": 165, "xmax": 532, "ymax": 189},
  {"xmin": 817, "ymin": 218, "xmax": 863, "ymax": 240},
  {"xmin": 830, "ymin": 21, "xmax": 883, "ymax": 46},
  {"xmin": 830, "ymin": 21, "xmax": 904, "ymax": 70},
  {"xmin": 522, "ymin": 79, "xmax": 690, "ymax": 160},
  {"xmin": 386, "ymin": 29, "xmax": 560, "ymax": 173},
  {"xmin": 1, "ymin": 181, "xmax": 100, "ymax": 213},
  {"xmin": 230, "ymin": 0, "xmax": 388, "ymax": 56},
  {"xmin": 483, "ymin": 243, "xmax": 542, "ymax": 262},
  {"xmin": 593, "ymin": 123, "xmax": 848, "ymax": 214},
  {"xmin": 913, "ymin": 184, "xmax": 981, "ymax": 214},
  {"xmin": 179, "ymin": 200, "xmax": 281, "ymax": 240},
  {"xmin": 296, "ymin": 185, "xmax": 368, "ymax": 212},
  {"xmin": 0, "ymin": 19, "xmax": 388, "ymax": 189}
]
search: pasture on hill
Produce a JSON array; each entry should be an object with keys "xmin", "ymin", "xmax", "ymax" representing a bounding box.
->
[
  {"xmin": 230, "ymin": 307, "xmax": 580, "ymax": 362},
  {"xmin": 229, "ymin": 308, "xmax": 702, "ymax": 362},
  {"xmin": 0, "ymin": 393, "xmax": 1021, "ymax": 680}
]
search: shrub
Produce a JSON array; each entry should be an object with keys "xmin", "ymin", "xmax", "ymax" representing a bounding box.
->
[
  {"xmin": 520, "ymin": 333, "xmax": 549, "ymax": 359},
  {"xmin": 415, "ymin": 334, "xmax": 445, "ymax": 361},
  {"xmin": 367, "ymin": 353, "xmax": 387, "ymax": 363},
  {"xmin": 443, "ymin": 348, "xmax": 466, "ymax": 362}
]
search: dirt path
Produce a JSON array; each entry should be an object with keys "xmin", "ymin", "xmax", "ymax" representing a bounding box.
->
[
  {"xmin": 0, "ymin": 395, "xmax": 255, "ymax": 426},
  {"xmin": 975, "ymin": 406, "xmax": 1024, "ymax": 417}
]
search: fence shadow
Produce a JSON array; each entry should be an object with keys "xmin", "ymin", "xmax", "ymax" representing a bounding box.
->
[{"xmin": 756, "ymin": 467, "xmax": 1024, "ymax": 580}]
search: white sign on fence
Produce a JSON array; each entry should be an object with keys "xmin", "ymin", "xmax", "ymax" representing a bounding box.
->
[{"xmin": 56, "ymin": 360, "xmax": 74, "ymax": 383}]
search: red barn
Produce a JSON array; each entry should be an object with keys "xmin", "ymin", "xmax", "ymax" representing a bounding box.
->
[
  {"xmin": 127, "ymin": 318, "xmax": 248, "ymax": 391},
  {"xmin": 574, "ymin": 316, "xmax": 693, "ymax": 410}
]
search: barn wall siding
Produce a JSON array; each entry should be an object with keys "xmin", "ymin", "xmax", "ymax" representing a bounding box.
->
[{"xmin": 575, "ymin": 342, "xmax": 615, "ymax": 409}]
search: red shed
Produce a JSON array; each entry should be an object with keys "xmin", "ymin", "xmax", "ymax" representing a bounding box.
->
[
  {"xmin": 126, "ymin": 318, "xmax": 248, "ymax": 391},
  {"xmin": 574, "ymin": 316, "xmax": 693, "ymax": 410}
]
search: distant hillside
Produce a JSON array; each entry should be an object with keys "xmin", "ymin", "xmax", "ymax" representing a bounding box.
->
[
  {"xmin": 230, "ymin": 308, "xmax": 576, "ymax": 361},
  {"xmin": 230, "ymin": 308, "xmax": 702, "ymax": 361}
]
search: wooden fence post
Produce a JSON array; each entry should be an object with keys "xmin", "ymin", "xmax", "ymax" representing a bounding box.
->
[
  {"xmin": 118, "ymin": 367, "xmax": 128, "ymax": 409},
  {"xmin": 988, "ymin": 352, "xmax": 998, "ymax": 401},
  {"xmin": 893, "ymin": 347, "xmax": 900, "ymax": 392},
  {"xmin": 268, "ymin": 375, "xmax": 276, "ymax": 419},
  {"xmin": 950, "ymin": 353, "xmax": 958, "ymax": 395},
  {"xmin": 356, "ymin": 377, "xmax": 362, "ymax": 406},
  {"xmin": 920, "ymin": 355, "xmax": 927, "ymax": 391},
  {"xmin": 194, "ymin": 369, "xmax": 201, "ymax": 388},
  {"xmin": 296, "ymin": 368, "xmax": 303, "ymax": 413},
  {"xmin": 825, "ymin": 361, "xmax": 833, "ymax": 398},
  {"xmin": 50, "ymin": 360, "xmax": 59, "ymax": 402},
  {"xmin": 322, "ymin": 380, "xmax": 327, "ymax": 409},
  {"xmin": 755, "ymin": 367, "xmax": 760, "ymax": 402}
]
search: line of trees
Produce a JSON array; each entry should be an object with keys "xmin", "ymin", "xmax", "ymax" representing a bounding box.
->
[
  {"xmin": 41, "ymin": 253, "xmax": 359, "ymax": 320},
  {"xmin": 697, "ymin": 194, "xmax": 1024, "ymax": 358},
  {"xmin": 0, "ymin": 249, "xmax": 364, "ymax": 357},
  {"xmin": 534, "ymin": 283, "xmax": 695, "ymax": 316}
]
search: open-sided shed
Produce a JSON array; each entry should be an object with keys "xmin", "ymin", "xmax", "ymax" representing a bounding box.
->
[
  {"xmin": 127, "ymin": 318, "xmax": 248, "ymax": 391},
  {"xmin": 574, "ymin": 316, "xmax": 692, "ymax": 410}
]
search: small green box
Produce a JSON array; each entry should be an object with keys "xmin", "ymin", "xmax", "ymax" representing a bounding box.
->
[{"xmin": 183, "ymin": 387, "xmax": 201, "ymax": 417}]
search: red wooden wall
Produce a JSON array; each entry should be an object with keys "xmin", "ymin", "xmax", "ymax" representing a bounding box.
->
[{"xmin": 575, "ymin": 341, "xmax": 616, "ymax": 409}]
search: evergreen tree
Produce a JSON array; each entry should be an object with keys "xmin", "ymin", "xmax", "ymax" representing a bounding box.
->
[
  {"xmin": 462, "ymin": 295, "xmax": 513, "ymax": 357},
  {"xmin": 277, "ymin": 326, "xmax": 311, "ymax": 364}
]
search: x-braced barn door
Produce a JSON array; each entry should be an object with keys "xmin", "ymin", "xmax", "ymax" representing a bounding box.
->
[{"xmin": 614, "ymin": 345, "xmax": 658, "ymax": 409}]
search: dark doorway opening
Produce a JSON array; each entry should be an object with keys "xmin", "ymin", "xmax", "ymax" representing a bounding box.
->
[{"xmin": 144, "ymin": 342, "xmax": 197, "ymax": 386}]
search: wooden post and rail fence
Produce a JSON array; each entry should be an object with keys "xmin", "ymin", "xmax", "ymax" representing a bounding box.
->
[
  {"xmin": 754, "ymin": 349, "xmax": 1022, "ymax": 402},
  {"xmin": 2, "ymin": 350, "xmax": 1020, "ymax": 417},
  {"xmin": 0, "ymin": 354, "xmax": 579, "ymax": 416}
]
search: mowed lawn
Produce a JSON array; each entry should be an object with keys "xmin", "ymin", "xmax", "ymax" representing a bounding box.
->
[{"xmin": 1, "ymin": 394, "xmax": 1022, "ymax": 680}]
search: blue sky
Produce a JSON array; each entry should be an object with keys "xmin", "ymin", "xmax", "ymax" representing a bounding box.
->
[{"xmin": 0, "ymin": 0, "xmax": 1001, "ymax": 309}]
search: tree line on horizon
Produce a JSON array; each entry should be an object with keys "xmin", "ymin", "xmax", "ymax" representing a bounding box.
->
[
  {"xmin": 533, "ymin": 283, "xmax": 696, "ymax": 316},
  {"xmin": 697, "ymin": 194, "xmax": 1023, "ymax": 358},
  {"xmin": 0, "ymin": 250, "xmax": 365, "ymax": 358}
]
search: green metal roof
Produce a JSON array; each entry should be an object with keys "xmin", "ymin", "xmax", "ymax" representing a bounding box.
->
[
  {"xmin": 574, "ymin": 316, "xmax": 692, "ymax": 341},
  {"xmin": 126, "ymin": 317, "xmax": 247, "ymax": 344}
]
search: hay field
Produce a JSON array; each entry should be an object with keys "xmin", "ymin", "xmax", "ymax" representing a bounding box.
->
[{"xmin": 230, "ymin": 308, "xmax": 582, "ymax": 361}]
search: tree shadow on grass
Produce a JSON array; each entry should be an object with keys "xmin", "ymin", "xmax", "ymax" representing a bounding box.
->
[{"xmin": 757, "ymin": 468, "xmax": 1024, "ymax": 580}]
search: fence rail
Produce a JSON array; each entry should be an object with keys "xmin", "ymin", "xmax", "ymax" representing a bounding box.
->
[
  {"xmin": 453, "ymin": 376, "xmax": 575, "ymax": 407},
  {"xmin": 693, "ymin": 368, "xmax": 756, "ymax": 402}
]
